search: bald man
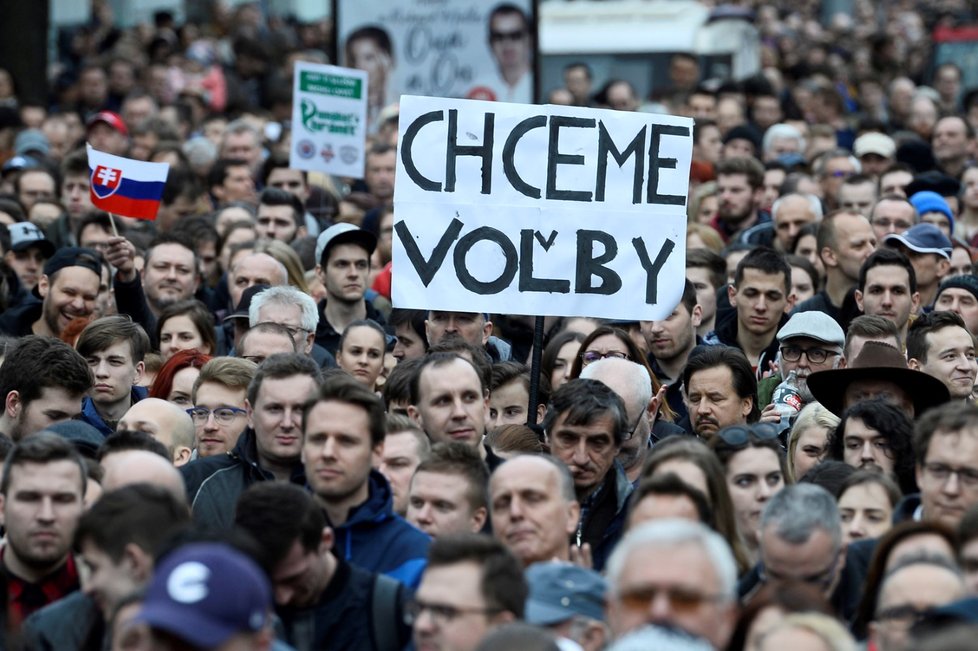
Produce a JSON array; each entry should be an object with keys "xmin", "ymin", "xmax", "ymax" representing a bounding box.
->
[
  {"xmin": 100, "ymin": 450, "xmax": 187, "ymax": 504},
  {"xmin": 118, "ymin": 398, "xmax": 194, "ymax": 466}
]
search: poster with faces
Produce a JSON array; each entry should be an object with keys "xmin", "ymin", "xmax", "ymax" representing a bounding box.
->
[{"xmin": 335, "ymin": 0, "xmax": 536, "ymax": 133}]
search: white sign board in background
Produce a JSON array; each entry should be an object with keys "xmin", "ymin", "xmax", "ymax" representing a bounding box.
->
[
  {"xmin": 289, "ymin": 62, "xmax": 368, "ymax": 179},
  {"xmin": 392, "ymin": 96, "xmax": 694, "ymax": 321}
]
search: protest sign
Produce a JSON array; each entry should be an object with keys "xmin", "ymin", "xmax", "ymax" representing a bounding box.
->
[
  {"xmin": 392, "ymin": 96, "xmax": 694, "ymax": 321},
  {"xmin": 289, "ymin": 62, "xmax": 368, "ymax": 179},
  {"xmin": 335, "ymin": 0, "xmax": 535, "ymax": 133}
]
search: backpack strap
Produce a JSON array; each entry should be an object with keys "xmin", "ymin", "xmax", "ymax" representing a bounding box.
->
[{"xmin": 371, "ymin": 573, "xmax": 401, "ymax": 651}]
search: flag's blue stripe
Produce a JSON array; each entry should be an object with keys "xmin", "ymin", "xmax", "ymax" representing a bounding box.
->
[{"xmin": 91, "ymin": 177, "xmax": 166, "ymax": 201}]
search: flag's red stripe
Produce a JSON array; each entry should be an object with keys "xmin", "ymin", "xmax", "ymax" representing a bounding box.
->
[{"xmin": 89, "ymin": 193, "xmax": 161, "ymax": 221}]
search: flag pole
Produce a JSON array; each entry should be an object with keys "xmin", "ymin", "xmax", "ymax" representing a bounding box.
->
[{"xmin": 107, "ymin": 212, "xmax": 120, "ymax": 238}]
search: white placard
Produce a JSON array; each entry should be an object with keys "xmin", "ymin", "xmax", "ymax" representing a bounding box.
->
[
  {"xmin": 392, "ymin": 96, "xmax": 694, "ymax": 321},
  {"xmin": 289, "ymin": 62, "xmax": 368, "ymax": 179}
]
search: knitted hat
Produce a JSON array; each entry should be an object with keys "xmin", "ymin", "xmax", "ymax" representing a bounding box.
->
[
  {"xmin": 909, "ymin": 191, "xmax": 954, "ymax": 234},
  {"xmin": 937, "ymin": 274, "xmax": 978, "ymax": 303}
]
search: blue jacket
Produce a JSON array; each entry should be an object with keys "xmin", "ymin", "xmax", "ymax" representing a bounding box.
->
[
  {"xmin": 79, "ymin": 385, "xmax": 149, "ymax": 437},
  {"xmin": 330, "ymin": 470, "xmax": 430, "ymax": 590}
]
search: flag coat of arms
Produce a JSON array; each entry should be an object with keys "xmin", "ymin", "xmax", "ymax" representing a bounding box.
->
[{"xmin": 87, "ymin": 144, "xmax": 169, "ymax": 221}]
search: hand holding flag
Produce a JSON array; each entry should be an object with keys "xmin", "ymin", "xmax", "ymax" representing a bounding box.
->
[{"xmin": 87, "ymin": 144, "xmax": 170, "ymax": 221}]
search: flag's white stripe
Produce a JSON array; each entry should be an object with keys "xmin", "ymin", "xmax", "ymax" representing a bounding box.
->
[{"xmin": 86, "ymin": 144, "xmax": 170, "ymax": 184}]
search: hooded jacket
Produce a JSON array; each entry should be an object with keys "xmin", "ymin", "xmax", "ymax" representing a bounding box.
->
[
  {"xmin": 79, "ymin": 385, "xmax": 149, "ymax": 437},
  {"xmin": 0, "ymin": 296, "xmax": 41, "ymax": 336},
  {"xmin": 181, "ymin": 428, "xmax": 305, "ymax": 530},
  {"xmin": 705, "ymin": 305, "xmax": 787, "ymax": 375},
  {"xmin": 329, "ymin": 470, "xmax": 430, "ymax": 590}
]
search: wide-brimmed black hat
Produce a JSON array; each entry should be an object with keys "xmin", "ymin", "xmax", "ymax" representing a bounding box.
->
[{"xmin": 807, "ymin": 341, "xmax": 950, "ymax": 417}]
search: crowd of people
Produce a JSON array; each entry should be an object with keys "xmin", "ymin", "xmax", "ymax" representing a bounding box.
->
[{"xmin": 4, "ymin": 1, "xmax": 978, "ymax": 650}]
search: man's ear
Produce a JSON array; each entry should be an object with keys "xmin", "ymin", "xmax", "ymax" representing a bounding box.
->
[
  {"xmin": 470, "ymin": 507, "xmax": 488, "ymax": 533},
  {"xmin": 727, "ymin": 284, "xmax": 738, "ymax": 308},
  {"xmin": 821, "ymin": 246, "xmax": 837, "ymax": 268},
  {"xmin": 690, "ymin": 303, "xmax": 703, "ymax": 328},
  {"xmin": 481, "ymin": 319, "xmax": 492, "ymax": 346},
  {"xmin": 245, "ymin": 398, "xmax": 255, "ymax": 430},
  {"xmin": 407, "ymin": 405, "xmax": 423, "ymax": 428},
  {"xmin": 854, "ymin": 289, "xmax": 864, "ymax": 312},
  {"xmin": 132, "ymin": 360, "xmax": 145, "ymax": 386},
  {"xmin": 173, "ymin": 446, "xmax": 193, "ymax": 467},
  {"xmin": 36, "ymin": 274, "xmax": 50, "ymax": 299},
  {"xmin": 124, "ymin": 542, "xmax": 154, "ymax": 582},
  {"xmin": 319, "ymin": 526, "xmax": 335, "ymax": 553},
  {"xmin": 4, "ymin": 390, "xmax": 22, "ymax": 420},
  {"xmin": 908, "ymin": 357, "xmax": 921, "ymax": 370}
]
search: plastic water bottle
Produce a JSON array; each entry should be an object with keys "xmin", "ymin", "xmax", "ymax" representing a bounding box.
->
[{"xmin": 772, "ymin": 370, "xmax": 802, "ymax": 433}]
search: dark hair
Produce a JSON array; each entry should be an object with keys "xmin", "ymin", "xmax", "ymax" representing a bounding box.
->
[
  {"xmin": 542, "ymin": 378, "xmax": 629, "ymax": 447},
  {"xmin": 914, "ymin": 402, "xmax": 978, "ymax": 470},
  {"xmin": 148, "ymin": 349, "xmax": 212, "ymax": 400},
  {"xmin": 338, "ymin": 319, "xmax": 386, "ymax": 354},
  {"xmin": 97, "ymin": 430, "xmax": 170, "ymax": 462},
  {"xmin": 858, "ymin": 247, "xmax": 917, "ymax": 294},
  {"xmin": 629, "ymin": 472, "xmax": 713, "ymax": 526},
  {"xmin": 77, "ymin": 316, "xmax": 152, "ymax": 364},
  {"xmin": 208, "ymin": 157, "xmax": 251, "ymax": 190},
  {"xmin": 303, "ymin": 374, "xmax": 386, "ymax": 445},
  {"xmin": 388, "ymin": 308, "xmax": 428, "ymax": 351},
  {"xmin": 488, "ymin": 2, "xmax": 531, "ymax": 32},
  {"xmin": 61, "ymin": 149, "xmax": 89, "ymax": 179},
  {"xmin": 727, "ymin": 581, "xmax": 833, "ymax": 651},
  {"xmin": 791, "ymin": 222, "xmax": 819, "ymax": 256},
  {"xmin": 426, "ymin": 340, "xmax": 492, "ymax": 390},
  {"xmin": 485, "ymin": 424, "xmax": 547, "ymax": 455},
  {"xmin": 540, "ymin": 330, "xmax": 585, "ymax": 392},
  {"xmin": 235, "ymin": 482, "xmax": 327, "ymax": 573},
  {"xmin": 246, "ymin": 352, "xmax": 320, "ymax": 406},
  {"xmin": 907, "ymin": 311, "xmax": 970, "ymax": 363},
  {"xmin": 716, "ymin": 157, "xmax": 765, "ymax": 189},
  {"xmin": 711, "ymin": 426, "xmax": 788, "ymax": 485},
  {"xmin": 839, "ymin": 469, "xmax": 901, "ymax": 508},
  {"xmin": 410, "ymin": 352, "xmax": 487, "ymax": 406},
  {"xmin": 76, "ymin": 483, "xmax": 190, "ymax": 561},
  {"xmin": 258, "ymin": 187, "xmax": 304, "ymax": 229},
  {"xmin": 844, "ymin": 315, "xmax": 901, "ymax": 358},
  {"xmin": 490, "ymin": 361, "xmax": 529, "ymax": 394},
  {"xmin": 1, "ymin": 432, "xmax": 86, "ymax": 495},
  {"xmin": 828, "ymin": 399, "xmax": 916, "ymax": 494},
  {"xmin": 640, "ymin": 436, "xmax": 751, "ymax": 573},
  {"xmin": 733, "ymin": 246, "xmax": 791, "ymax": 292},
  {"xmin": 75, "ymin": 211, "xmax": 121, "ymax": 244},
  {"xmin": 259, "ymin": 152, "xmax": 308, "ymax": 187},
  {"xmin": 563, "ymin": 61, "xmax": 592, "ymax": 79},
  {"xmin": 382, "ymin": 358, "xmax": 421, "ymax": 411},
  {"xmin": 681, "ymin": 346, "xmax": 759, "ymax": 423},
  {"xmin": 345, "ymin": 25, "xmax": 394, "ymax": 62},
  {"xmin": 146, "ymin": 232, "xmax": 198, "ymax": 275},
  {"xmin": 851, "ymin": 520, "xmax": 958, "ymax": 638},
  {"xmin": 155, "ymin": 300, "xmax": 217, "ymax": 357},
  {"xmin": 415, "ymin": 442, "xmax": 490, "ymax": 512},
  {"xmin": 797, "ymin": 460, "xmax": 857, "ymax": 498},
  {"xmin": 426, "ymin": 533, "xmax": 527, "ymax": 618},
  {"xmin": 785, "ymin": 254, "xmax": 818, "ymax": 292},
  {"xmin": 0, "ymin": 335, "xmax": 91, "ymax": 416},
  {"xmin": 686, "ymin": 248, "xmax": 727, "ymax": 292}
]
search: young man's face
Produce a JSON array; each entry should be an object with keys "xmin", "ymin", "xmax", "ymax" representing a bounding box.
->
[
  {"xmin": 192, "ymin": 382, "xmax": 249, "ymax": 457},
  {"xmin": 729, "ymin": 268, "xmax": 791, "ymax": 337},
  {"xmin": 80, "ymin": 539, "xmax": 142, "ymax": 616},
  {"xmin": 408, "ymin": 358, "xmax": 488, "ymax": 448},
  {"xmin": 255, "ymin": 203, "xmax": 299, "ymax": 243},
  {"xmin": 855, "ymin": 264, "xmax": 919, "ymax": 332},
  {"xmin": 38, "ymin": 266, "xmax": 101, "ymax": 336},
  {"xmin": 86, "ymin": 339, "xmax": 143, "ymax": 407},
  {"xmin": 3, "ymin": 246, "xmax": 47, "ymax": 291},
  {"xmin": 302, "ymin": 400, "xmax": 379, "ymax": 505},
  {"xmin": 317, "ymin": 244, "xmax": 370, "ymax": 305},
  {"xmin": 0, "ymin": 460, "xmax": 84, "ymax": 574}
]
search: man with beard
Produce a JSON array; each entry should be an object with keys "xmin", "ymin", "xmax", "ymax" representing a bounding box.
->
[
  {"xmin": 0, "ymin": 247, "xmax": 102, "ymax": 338},
  {"xmin": 757, "ymin": 311, "xmax": 846, "ymax": 412},
  {"xmin": 713, "ymin": 157, "xmax": 766, "ymax": 242},
  {"xmin": 855, "ymin": 248, "xmax": 920, "ymax": 345},
  {"xmin": 0, "ymin": 336, "xmax": 92, "ymax": 442},
  {"xmin": 105, "ymin": 233, "xmax": 200, "ymax": 343},
  {"xmin": 682, "ymin": 345, "xmax": 757, "ymax": 441},
  {"xmin": 0, "ymin": 433, "xmax": 86, "ymax": 632}
]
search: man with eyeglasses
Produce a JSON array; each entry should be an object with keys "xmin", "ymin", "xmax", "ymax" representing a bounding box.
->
[
  {"xmin": 543, "ymin": 378, "xmax": 632, "ymax": 571},
  {"xmin": 237, "ymin": 322, "xmax": 299, "ymax": 366},
  {"xmin": 869, "ymin": 195, "xmax": 918, "ymax": 242},
  {"xmin": 757, "ymin": 311, "xmax": 845, "ymax": 416},
  {"xmin": 181, "ymin": 354, "xmax": 321, "ymax": 530},
  {"xmin": 605, "ymin": 519, "xmax": 737, "ymax": 649},
  {"xmin": 869, "ymin": 554, "xmax": 966, "ymax": 651},
  {"xmin": 412, "ymin": 533, "xmax": 525, "ymax": 651},
  {"xmin": 248, "ymin": 285, "xmax": 338, "ymax": 369},
  {"xmin": 235, "ymin": 482, "xmax": 413, "ymax": 651},
  {"xmin": 747, "ymin": 484, "xmax": 862, "ymax": 621},
  {"xmin": 481, "ymin": 4, "xmax": 532, "ymax": 103},
  {"xmin": 582, "ymin": 357, "xmax": 667, "ymax": 483},
  {"xmin": 912, "ymin": 402, "xmax": 978, "ymax": 529},
  {"xmin": 187, "ymin": 356, "xmax": 256, "ymax": 458}
]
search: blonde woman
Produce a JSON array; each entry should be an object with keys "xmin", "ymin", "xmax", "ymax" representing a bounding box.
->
[{"xmin": 787, "ymin": 402, "xmax": 839, "ymax": 482}]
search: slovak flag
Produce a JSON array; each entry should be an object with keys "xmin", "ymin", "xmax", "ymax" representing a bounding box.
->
[{"xmin": 87, "ymin": 144, "xmax": 170, "ymax": 221}]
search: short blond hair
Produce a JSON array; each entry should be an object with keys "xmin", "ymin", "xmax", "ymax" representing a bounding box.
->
[
  {"xmin": 191, "ymin": 357, "xmax": 258, "ymax": 403},
  {"xmin": 757, "ymin": 613, "xmax": 856, "ymax": 651}
]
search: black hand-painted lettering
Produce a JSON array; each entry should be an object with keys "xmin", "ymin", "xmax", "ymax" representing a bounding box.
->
[
  {"xmin": 503, "ymin": 115, "xmax": 546, "ymax": 199},
  {"xmin": 519, "ymin": 230, "xmax": 570, "ymax": 293},
  {"xmin": 575, "ymin": 230, "xmax": 622, "ymax": 295},
  {"xmin": 453, "ymin": 226, "xmax": 518, "ymax": 294},
  {"xmin": 647, "ymin": 124, "xmax": 689, "ymax": 205},
  {"xmin": 394, "ymin": 217, "xmax": 463, "ymax": 286},
  {"xmin": 596, "ymin": 121, "xmax": 646, "ymax": 204},
  {"xmin": 633, "ymin": 237, "xmax": 676, "ymax": 304},
  {"xmin": 400, "ymin": 110, "xmax": 444, "ymax": 192},
  {"xmin": 547, "ymin": 116, "xmax": 596, "ymax": 202},
  {"xmin": 534, "ymin": 230, "xmax": 558, "ymax": 250},
  {"xmin": 446, "ymin": 109, "xmax": 494, "ymax": 194}
]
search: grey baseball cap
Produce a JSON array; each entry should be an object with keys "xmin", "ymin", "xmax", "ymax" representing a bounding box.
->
[{"xmin": 524, "ymin": 562, "xmax": 606, "ymax": 625}]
